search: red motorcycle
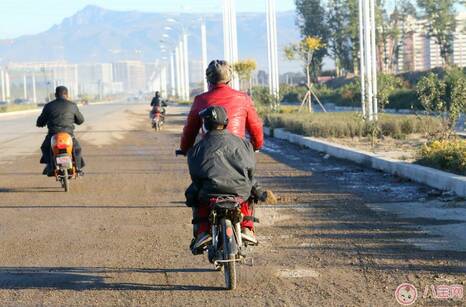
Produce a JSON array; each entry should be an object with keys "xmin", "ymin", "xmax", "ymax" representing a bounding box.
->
[{"xmin": 150, "ymin": 106, "xmax": 164, "ymax": 131}]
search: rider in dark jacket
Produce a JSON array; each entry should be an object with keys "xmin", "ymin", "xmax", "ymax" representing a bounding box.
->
[
  {"xmin": 37, "ymin": 86, "xmax": 85, "ymax": 175},
  {"xmin": 186, "ymin": 106, "xmax": 260, "ymax": 254},
  {"xmin": 150, "ymin": 91, "xmax": 167, "ymax": 114}
]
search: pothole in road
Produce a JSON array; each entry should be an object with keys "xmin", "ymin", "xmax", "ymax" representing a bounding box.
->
[{"xmin": 275, "ymin": 268, "xmax": 320, "ymax": 278}]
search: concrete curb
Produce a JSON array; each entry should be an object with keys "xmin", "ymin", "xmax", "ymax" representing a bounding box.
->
[{"xmin": 265, "ymin": 127, "xmax": 466, "ymax": 197}]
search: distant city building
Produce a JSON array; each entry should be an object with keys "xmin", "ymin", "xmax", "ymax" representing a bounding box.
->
[
  {"xmin": 395, "ymin": 13, "xmax": 466, "ymax": 72},
  {"xmin": 256, "ymin": 70, "xmax": 268, "ymax": 86},
  {"xmin": 78, "ymin": 63, "xmax": 122, "ymax": 96},
  {"xmin": 8, "ymin": 61, "xmax": 79, "ymax": 100},
  {"xmin": 453, "ymin": 12, "xmax": 466, "ymax": 68},
  {"xmin": 113, "ymin": 61, "xmax": 146, "ymax": 93}
]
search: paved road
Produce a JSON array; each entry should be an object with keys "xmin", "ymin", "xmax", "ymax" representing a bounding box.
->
[
  {"xmin": 0, "ymin": 101, "xmax": 147, "ymax": 163},
  {"xmin": 0, "ymin": 104, "xmax": 465, "ymax": 306}
]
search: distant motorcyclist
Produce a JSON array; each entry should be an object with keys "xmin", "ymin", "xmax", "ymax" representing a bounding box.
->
[
  {"xmin": 186, "ymin": 106, "xmax": 262, "ymax": 254},
  {"xmin": 37, "ymin": 86, "xmax": 85, "ymax": 176},
  {"xmin": 150, "ymin": 91, "xmax": 167, "ymax": 116},
  {"xmin": 179, "ymin": 60, "xmax": 263, "ymax": 154}
]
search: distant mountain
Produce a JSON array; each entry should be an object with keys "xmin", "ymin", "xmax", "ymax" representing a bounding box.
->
[{"xmin": 0, "ymin": 5, "xmax": 302, "ymax": 71}]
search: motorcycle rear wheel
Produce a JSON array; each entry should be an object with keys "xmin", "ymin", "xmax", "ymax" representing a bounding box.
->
[
  {"xmin": 63, "ymin": 169, "xmax": 70, "ymax": 192},
  {"xmin": 222, "ymin": 219, "xmax": 237, "ymax": 290}
]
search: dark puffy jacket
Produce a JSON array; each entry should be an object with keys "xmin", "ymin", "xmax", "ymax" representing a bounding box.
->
[
  {"xmin": 151, "ymin": 97, "xmax": 167, "ymax": 107},
  {"xmin": 36, "ymin": 98, "xmax": 84, "ymax": 135},
  {"xmin": 187, "ymin": 130, "xmax": 256, "ymax": 202},
  {"xmin": 180, "ymin": 84, "xmax": 263, "ymax": 153}
]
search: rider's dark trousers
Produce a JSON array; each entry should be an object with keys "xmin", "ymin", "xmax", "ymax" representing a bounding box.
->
[{"xmin": 40, "ymin": 134, "xmax": 85, "ymax": 171}]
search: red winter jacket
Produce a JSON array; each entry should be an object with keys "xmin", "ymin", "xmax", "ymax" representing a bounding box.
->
[{"xmin": 180, "ymin": 84, "xmax": 264, "ymax": 153}]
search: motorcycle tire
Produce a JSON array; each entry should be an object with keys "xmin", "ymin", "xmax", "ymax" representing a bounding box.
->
[
  {"xmin": 63, "ymin": 169, "xmax": 70, "ymax": 192},
  {"xmin": 222, "ymin": 219, "xmax": 237, "ymax": 290}
]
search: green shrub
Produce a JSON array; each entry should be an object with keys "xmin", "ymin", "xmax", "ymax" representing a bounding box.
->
[
  {"xmin": 417, "ymin": 68, "xmax": 466, "ymax": 137},
  {"xmin": 377, "ymin": 74, "xmax": 404, "ymax": 110},
  {"xmin": 339, "ymin": 82, "xmax": 361, "ymax": 105},
  {"xmin": 263, "ymin": 112, "xmax": 442, "ymax": 140},
  {"xmin": 252, "ymin": 86, "xmax": 275, "ymax": 106},
  {"xmin": 417, "ymin": 140, "xmax": 466, "ymax": 175},
  {"xmin": 400, "ymin": 118, "xmax": 415, "ymax": 135},
  {"xmin": 387, "ymin": 89, "xmax": 421, "ymax": 110},
  {"xmin": 280, "ymin": 84, "xmax": 307, "ymax": 103}
]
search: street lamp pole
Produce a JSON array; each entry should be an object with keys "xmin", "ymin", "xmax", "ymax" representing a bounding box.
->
[
  {"xmin": 359, "ymin": 0, "xmax": 378, "ymax": 121},
  {"xmin": 23, "ymin": 75, "xmax": 28, "ymax": 99},
  {"xmin": 201, "ymin": 19, "xmax": 208, "ymax": 92},
  {"xmin": 32, "ymin": 73, "xmax": 37, "ymax": 104},
  {"xmin": 266, "ymin": 0, "xmax": 279, "ymax": 99},
  {"xmin": 178, "ymin": 40, "xmax": 186, "ymax": 101},
  {"xmin": 170, "ymin": 52, "xmax": 176, "ymax": 97},
  {"xmin": 182, "ymin": 31, "xmax": 190, "ymax": 100},
  {"xmin": 161, "ymin": 64, "xmax": 168, "ymax": 97},
  {"xmin": 0, "ymin": 70, "xmax": 5, "ymax": 102},
  {"xmin": 358, "ymin": 0, "xmax": 366, "ymax": 118},
  {"xmin": 223, "ymin": 0, "xmax": 239, "ymax": 90},
  {"xmin": 370, "ymin": 0, "xmax": 378, "ymax": 120},
  {"xmin": 175, "ymin": 45, "xmax": 183, "ymax": 99}
]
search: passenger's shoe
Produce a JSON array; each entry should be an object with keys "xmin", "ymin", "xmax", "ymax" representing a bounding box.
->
[
  {"xmin": 241, "ymin": 228, "xmax": 258, "ymax": 245},
  {"xmin": 190, "ymin": 232, "xmax": 212, "ymax": 255},
  {"xmin": 43, "ymin": 167, "xmax": 54, "ymax": 177},
  {"xmin": 77, "ymin": 169, "xmax": 85, "ymax": 177}
]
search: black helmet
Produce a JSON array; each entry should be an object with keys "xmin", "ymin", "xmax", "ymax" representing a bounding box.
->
[{"xmin": 199, "ymin": 106, "xmax": 228, "ymax": 130}]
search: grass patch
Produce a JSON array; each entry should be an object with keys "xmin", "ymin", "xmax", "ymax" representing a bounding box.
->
[
  {"xmin": 262, "ymin": 110, "xmax": 442, "ymax": 139},
  {"xmin": 0, "ymin": 104, "xmax": 37, "ymax": 113},
  {"xmin": 417, "ymin": 139, "xmax": 466, "ymax": 175}
]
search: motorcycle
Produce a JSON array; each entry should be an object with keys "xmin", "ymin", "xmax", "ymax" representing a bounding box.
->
[
  {"xmin": 176, "ymin": 150, "xmax": 260, "ymax": 290},
  {"xmin": 206, "ymin": 196, "xmax": 257, "ymax": 290},
  {"xmin": 151, "ymin": 106, "xmax": 164, "ymax": 131},
  {"xmin": 50, "ymin": 132, "xmax": 78, "ymax": 192}
]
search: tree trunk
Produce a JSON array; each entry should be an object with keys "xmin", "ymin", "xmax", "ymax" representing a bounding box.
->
[{"xmin": 306, "ymin": 64, "xmax": 312, "ymax": 112}]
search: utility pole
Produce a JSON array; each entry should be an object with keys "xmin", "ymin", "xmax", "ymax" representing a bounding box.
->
[
  {"xmin": 266, "ymin": 0, "xmax": 280, "ymax": 102},
  {"xmin": 201, "ymin": 19, "xmax": 208, "ymax": 92}
]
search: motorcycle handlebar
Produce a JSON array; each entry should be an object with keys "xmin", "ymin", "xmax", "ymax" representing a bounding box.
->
[{"xmin": 175, "ymin": 149, "xmax": 186, "ymax": 157}]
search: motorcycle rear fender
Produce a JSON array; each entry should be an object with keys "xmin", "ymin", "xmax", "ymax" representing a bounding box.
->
[
  {"xmin": 51, "ymin": 132, "xmax": 73, "ymax": 156},
  {"xmin": 223, "ymin": 219, "xmax": 238, "ymax": 256}
]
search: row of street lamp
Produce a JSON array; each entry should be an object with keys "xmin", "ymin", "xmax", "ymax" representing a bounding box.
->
[
  {"xmin": 157, "ymin": 0, "xmax": 281, "ymax": 100},
  {"xmin": 159, "ymin": 0, "xmax": 378, "ymax": 118}
]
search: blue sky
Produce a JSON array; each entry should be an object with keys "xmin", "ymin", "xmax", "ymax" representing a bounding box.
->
[{"xmin": 0, "ymin": 0, "xmax": 296, "ymax": 38}]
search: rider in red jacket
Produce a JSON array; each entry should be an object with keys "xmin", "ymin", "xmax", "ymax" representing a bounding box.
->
[
  {"xmin": 180, "ymin": 60, "xmax": 263, "ymax": 154},
  {"xmin": 180, "ymin": 60, "xmax": 264, "ymax": 252}
]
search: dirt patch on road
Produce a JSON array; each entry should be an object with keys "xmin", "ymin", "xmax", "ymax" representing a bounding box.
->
[{"xmin": 0, "ymin": 107, "xmax": 465, "ymax": 306}]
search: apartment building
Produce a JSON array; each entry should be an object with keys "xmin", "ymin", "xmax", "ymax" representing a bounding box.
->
[
  {"xmin": 396, "ymin": 13, "xmax": 466, "ymax": 72},
  {"xmin": 113, "ymin": 61, "xmax": 146, "ymax": 93}
]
